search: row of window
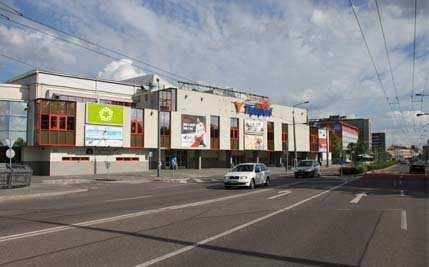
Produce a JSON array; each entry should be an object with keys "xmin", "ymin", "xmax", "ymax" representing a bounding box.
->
[
  {"xmin": 62, "ymin": 157, "xmax": 139, "ymax": 161},
  {"xmin": 32, "ymin": 99, "xmax": 290, "ymax": 150}
]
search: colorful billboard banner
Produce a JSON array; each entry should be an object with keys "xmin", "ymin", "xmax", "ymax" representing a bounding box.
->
[
  {"xmin": 245, "ymin": 135, "xmax": 264, "ymax": 150},
  {"xmin": 181, "ymin": 115, "xmax": 208, "ymax": 148},
  {"xmin": 244, "ymin": 119, "xmax": 264, "ymax": 135},
  {"xmin": 85, "ymin": 125, "xmax": 123, "ymax": 147},
  {"xmin": 233, "ymin": 100, "xmax": 272, "ymax": 117},
  {"xmin": 318, "ymin": 128, "xmax": 328, "ymax": 153},
  {"xmin": 86, "ymin": 103, "xmax": 124, "ymax": 126}
]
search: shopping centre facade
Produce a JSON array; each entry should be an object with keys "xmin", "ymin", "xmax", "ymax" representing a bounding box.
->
[{"xmin": 0, "ymin": 70, "xmax": 310, "ymax": 175}]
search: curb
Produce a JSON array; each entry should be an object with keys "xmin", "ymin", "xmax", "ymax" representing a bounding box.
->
[{"xmin": 0, "ymin": 188, "xmax": 88, "ymax": 202}]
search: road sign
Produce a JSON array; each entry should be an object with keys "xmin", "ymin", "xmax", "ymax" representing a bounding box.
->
[
  {"xmin": 6, "ymin": 148, "xmax": 15, "ymax": 159},
  {"xmin": 148, "ymin": 151, "xmax": 153, "ymax": 158}
]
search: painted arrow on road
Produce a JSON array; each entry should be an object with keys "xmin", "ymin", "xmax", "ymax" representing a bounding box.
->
[{"xmin": 350, "ymin": 192, "xmax": 367, "ymax": 204}]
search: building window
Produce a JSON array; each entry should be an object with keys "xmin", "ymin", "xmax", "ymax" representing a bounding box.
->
[
  {"xmin": 160, "ymin": 111, "xmax": 171, "ymax": 148},
  {"xmin": 35, "ymin": 99, "xmax": 76, "ymax": 146},
  {"xmin": 159, "ymin": 89, "xmax": 177, "ymax": 112},
  {"xmin": 267, "ymin": 121, "xmax": 274, "ymax": 151},
  {"xmin": 282, "ymin": 123, "xmax": 288, "ymax": 151},
  {"xmin": 310, "ymin": 127, "xmax": 319, "ymax": 152},
  {"xmin": 210, "ymin": 116, "xmax": 220, "ymax": 150},
  {"xmin": 230, "ymin": 118, "xmax": 239, "ymax": 150},
  {"xmin": 116, "ymin": 157, "xmax": 139, "ymax": 161},
  {"xmin": 131, "ymin": 108, "xmax": 144, "ymax": 148},
  {"xmin": 0, "ymin": 100, "xmax": 27, "ymax": 147}
]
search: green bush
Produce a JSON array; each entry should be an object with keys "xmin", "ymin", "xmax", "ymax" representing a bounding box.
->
[{"xmin": 340, "ymin": 160, "xmax": 395, "ymax": 175}]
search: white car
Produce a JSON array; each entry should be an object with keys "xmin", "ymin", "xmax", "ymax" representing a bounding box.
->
[
  {"xmin": 224, "ymin": 163, "xmax": 271, "ymax": 189},
  {"xmin": 294, "ymin": 160, "xmax": 321, "ymax": 178}
]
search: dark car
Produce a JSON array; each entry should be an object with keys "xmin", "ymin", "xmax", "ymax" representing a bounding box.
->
[{"xmin": 409, "ymin": 161, "xmax": 426, "ymax": 174}]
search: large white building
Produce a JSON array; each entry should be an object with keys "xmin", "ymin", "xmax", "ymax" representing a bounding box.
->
[{"xmin": 0, "ymin": 69, "xmax": 310, "ymax": 175}]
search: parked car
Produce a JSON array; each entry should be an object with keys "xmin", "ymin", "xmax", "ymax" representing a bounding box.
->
[
  {"xmin": 224, "ymin": 163, "xmax": 271, "ymax": 189},
  {"xmin": 409, "ymin": 160, "xmax": 426, "ymax": 174},
  {"xmin": 294, "ymin": 160, "xmax": 321, "ymax": 178}
]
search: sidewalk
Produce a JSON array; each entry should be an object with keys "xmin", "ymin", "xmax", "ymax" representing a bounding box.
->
[{"xmin": 0, "ymin": 183, "xmax": 89, "ymax": 202}]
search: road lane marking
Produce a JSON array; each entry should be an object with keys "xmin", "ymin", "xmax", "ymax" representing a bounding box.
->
[
  {"xmin": 401, "ymin": 209, "xmax": 407, "ymax": 231},
  {"xmin": 104, "ymin": 195, "xmax": 152, "ymax": 203},
  {"xmin": 0, "ymin": 189, "xmax": 272, "ymax": 243},
  {"xmin": 136, "ymin": 180, "xmax": 352, "ymax": 267},
  {"xmin": 268, "ymin": 190, "xmax": 292, "ymax": 200},
  {"xmin": 350, "ymin": 192, "xmax": 367, "ymax": 204}
]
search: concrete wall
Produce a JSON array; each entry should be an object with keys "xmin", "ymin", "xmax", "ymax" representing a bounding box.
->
[
  {"xmin": 0, "ymin": 84, "xmax": 29, "ymax": 101},
  {"xmin": 75, "ymin": 102, "xmax": 85, "ymax": 146},
  {"xmin": 288, "ymin": 124, "xmax": 310, "ymax": 152},
  {"xmin": 123, "ymin": 107, "xmax": 131, "ymax": 147},
  {"xmin": 144, "ymin": 108, "xmax": 158, "ymax": 148},
  {"xmin": 219, "ymin": 116, "xmax": 230, "ymax": 150},
  {"xmin": 23, "ymin": 147, "xmax": 150, "ymax": 176}
]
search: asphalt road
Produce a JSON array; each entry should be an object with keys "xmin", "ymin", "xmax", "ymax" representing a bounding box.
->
[{"xmin": 0, "ymin": 171, "xmax": 427, "ymax": 267}]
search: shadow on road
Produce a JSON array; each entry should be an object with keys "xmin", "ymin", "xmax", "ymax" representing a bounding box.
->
[{"xmin": 0, "ymin": 214, "xmax": 357, "ymax": 267}]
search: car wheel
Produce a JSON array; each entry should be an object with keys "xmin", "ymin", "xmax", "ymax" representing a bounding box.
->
[
  {"xmin": 249, "ymin": 179, "xmax": 255, "ymax": 189},
  {"xmin": 264, "ymin": 177, "xmax": 270, "ymax": 186},
  {"xmin": 224, "ymin": 185, "xmax": 230, "ymax": 189},
  {"xmin": 311, "ymin": 171, "xmax": 315, "ymax": 178}
]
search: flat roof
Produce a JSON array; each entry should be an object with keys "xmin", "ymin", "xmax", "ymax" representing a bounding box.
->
[{"xmin": 7, "ymin": 69, "xmax": 142, "ymax": 87}]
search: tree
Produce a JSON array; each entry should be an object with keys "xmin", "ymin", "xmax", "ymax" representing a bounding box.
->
[
  {"xmin": 354, "ymin": 139, "xmax": 368, "ymax": 156},
  {"xmin": 330, "ymin": 133, "xmax": 342, "ymax": 162}
]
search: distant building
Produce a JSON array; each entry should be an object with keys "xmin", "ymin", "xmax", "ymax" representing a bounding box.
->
[
  {"xmin": 372, "ymin": 132, "xmax": 386, "ymax": 151},
  {"xmin": 311, "ymin": 115, "xmax": 371, "ymax": 152},
  {"xmin": 387, "ymin": 145, "xmax": 413, "ymax": 160},
  {"xmin": 341, "ymin": 117, "xmax": 372, "ymax": 152},
  {"xmin": 310, "ymin": 119, "xmax": 359, "ymax": 161}
]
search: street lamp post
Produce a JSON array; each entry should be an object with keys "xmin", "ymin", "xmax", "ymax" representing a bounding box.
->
[
  {"xmin": 157, "ymin": 78, "xmax": 161, "ymax": 178},
  {"xmin": 292, "ymin": 100, "xmax": 309, "ymax": 168}
]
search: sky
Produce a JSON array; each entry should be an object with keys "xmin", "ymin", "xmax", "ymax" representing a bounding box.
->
[{"xmin": 0, "ymin": 0, "xmax": 428, "ymax": 147}]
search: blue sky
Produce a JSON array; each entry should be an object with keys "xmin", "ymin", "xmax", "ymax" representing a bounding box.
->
[{"xmin": 0, "ymin": 0, "xmax": 428, "ymax": 146}]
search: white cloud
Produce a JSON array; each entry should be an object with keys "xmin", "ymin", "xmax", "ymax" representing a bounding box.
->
[
  {"xmin": 98, "ymin": 59, "xmax": 144, "ymax": 81},
  {"xmin": 311, "ymin": 9, "xmax": 328, "ymax": 25}
]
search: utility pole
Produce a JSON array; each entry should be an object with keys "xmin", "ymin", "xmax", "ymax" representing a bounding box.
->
[
  {"xmin": 157, "ymin": 78, "xmax": 161, "ymax": 177},
  {"xmin": 292, "ymin": 100, "xmax": 309, "ymax": 168},
  {"xmin": 292, "ymin": 108, "xmax": 297, "ymax": 168},
  {"xmin": 326, "ymin": 127, "xmax": 329, "ymax": 167}
]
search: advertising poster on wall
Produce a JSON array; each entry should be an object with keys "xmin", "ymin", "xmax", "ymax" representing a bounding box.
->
[
  {"xmin": 85, "ymin": 125, "xmax": 123, "ymax": 147},
  {"xmin": 318, "ymin": 128, "xmax": 328, "ymax": 153},
  {"xmin": 86, "ymin": 103, "xmax": 124, "ymax": 126},
  {"xmin": 181, "ymin": 115, "xmax": 208, "ymax": 148},
  {"xmin": 244, "ymin": 119, "xmax": 264, "ymax": 135},
  {"xmin": 245, "ymin": 135, "xmax": 264, "ymax": 150},
  {"xmin": 244, "ymin": 119, "xmax": 265, "ymax": 150}
]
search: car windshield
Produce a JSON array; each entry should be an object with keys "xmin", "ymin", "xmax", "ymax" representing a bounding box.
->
[
  {"xmin": 232, "ymin": 164, "xmax": 254, "ymax": 172},
  {"xmin": 298, "ymin": 161, "xmax": 313, "ymax": 167}
]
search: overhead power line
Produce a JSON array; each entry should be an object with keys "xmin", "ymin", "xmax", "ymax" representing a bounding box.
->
[
  {"xmin": 0, "ymin": 52, "xmax": 33, "ymax": 68},
  {"xmin": 348, "ymin": 0, "xmax": 408, "ymax": 136},
  {"xmin": 410, "ymin": 0, "xmax": 418, "ymax": 132},
  {"xmin": 410, "ymin": 0, "xmax": 418, "ymax": 107},
  {"xmin": 0, "ymin": 0, "xmax": 195, "ymax": 83},
  {"xmin": 374, "ymin": 0, "xmax": 402, "ymax": 111}
]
